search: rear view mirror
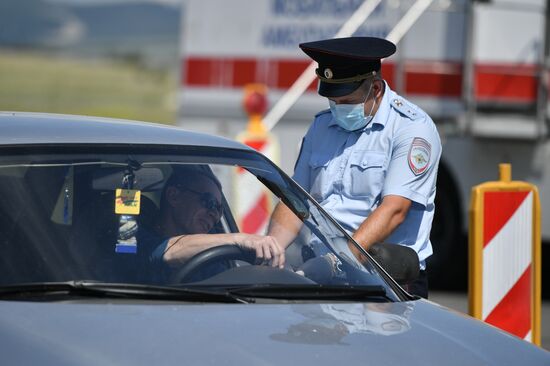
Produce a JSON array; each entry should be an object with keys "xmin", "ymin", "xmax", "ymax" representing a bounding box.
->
[
  {"xmin": 92, "ymin": 167, "xmax": 165, "ymax": 191},
  {"xmin": 368, "ymin": 243, "xmax": 419, "ymax": 285}
]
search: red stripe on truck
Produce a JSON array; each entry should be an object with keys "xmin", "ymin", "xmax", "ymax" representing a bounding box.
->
[
  {"xmin": 182, "ymin": 57, "xmax": 539, "ymax": 103},
  {"xmin": 404, "ymin": 61, "xmax": 462, "ymax": 97},
  {"xmin": 475, "ymin": 64, "xmax": 538, "ymax": 103}
]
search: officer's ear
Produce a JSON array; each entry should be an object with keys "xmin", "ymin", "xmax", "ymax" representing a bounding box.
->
[{"xmin": 373, "ymin": 79, "xmax": 384, "ymax": 98}]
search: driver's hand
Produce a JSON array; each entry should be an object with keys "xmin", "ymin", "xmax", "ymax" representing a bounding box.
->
[{"xmin": 233, "ymin": 233, "xmax": 285, "ymax": 269}]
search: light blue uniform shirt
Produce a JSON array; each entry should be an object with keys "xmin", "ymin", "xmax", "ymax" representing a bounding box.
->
[{"xmin": 293, "ymin": 82, "xmax": 442, "ymax": 270}]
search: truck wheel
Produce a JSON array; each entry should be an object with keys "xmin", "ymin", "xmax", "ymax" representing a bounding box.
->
[{"xmin": 427, "ymin": 166, "xmax": 465, "ymax": 289}]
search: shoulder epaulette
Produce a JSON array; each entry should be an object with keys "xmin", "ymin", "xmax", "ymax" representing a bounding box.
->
[{"xmin": 390, "ymin": 97, "xmax": 423, "ymax": 120}]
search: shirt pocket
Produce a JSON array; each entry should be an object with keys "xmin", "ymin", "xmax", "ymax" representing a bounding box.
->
[
  {"xmin": 348, "ymin": 150, "xmax": 386, "ymax": 198},
  {"xmin": 308, "ymin": 152, "xmax": 331, "ymax": 200}
]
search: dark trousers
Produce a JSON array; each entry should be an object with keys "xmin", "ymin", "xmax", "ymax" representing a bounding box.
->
[{"xmin": 405, "ymin": 270, "xmax": 428, "ymax": 299}]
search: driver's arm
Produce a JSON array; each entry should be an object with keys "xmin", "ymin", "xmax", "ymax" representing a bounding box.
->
[
  {"xmin": 267, "ymin": 201, "xmax": 303, "ymax": 249},
  {"xmin": 162, "ymin": 233, "xmax": 285, "ymax": 268}
]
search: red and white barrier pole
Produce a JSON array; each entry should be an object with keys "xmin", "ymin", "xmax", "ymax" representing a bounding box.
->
[{"xmin": 469, "ymin": 163, "xmax": 542, "ymax": 345}]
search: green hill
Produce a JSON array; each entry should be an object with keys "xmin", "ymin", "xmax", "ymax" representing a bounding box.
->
[{"xmin": 0, "ymin": 49, "xmax": 177, "ymax": 124}]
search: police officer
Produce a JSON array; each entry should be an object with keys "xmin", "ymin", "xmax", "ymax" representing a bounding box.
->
[{"xmin": 269, "ymin": 37, "xmax": 441, "ymax": 298}]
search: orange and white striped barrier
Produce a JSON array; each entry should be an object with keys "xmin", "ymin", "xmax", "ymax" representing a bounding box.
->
[
  {"xmin": 469, "ymin": 163, "xmax": 541, "ymax": 345},
  {"xmin": 234, "ymin": 84, "xmax": 279, "ymax": 234},
  {"xmin": 234, "ymin": 136, "xmax": 278, "ymax": 234}
]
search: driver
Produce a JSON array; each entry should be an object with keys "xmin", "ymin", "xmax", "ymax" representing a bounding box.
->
[{"xmin": 138, "ymin": 166, "xmax": 285, "ymax": 282}]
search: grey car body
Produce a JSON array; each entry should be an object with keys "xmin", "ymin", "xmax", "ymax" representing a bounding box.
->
[{"xmin": 0, "ymin": 112, "xmax": 548, "ymax": 365}]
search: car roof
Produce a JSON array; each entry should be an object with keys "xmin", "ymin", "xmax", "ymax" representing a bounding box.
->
[{"xmin": 0, "ymin": 112, "xmax": 253, "ymax": 151}]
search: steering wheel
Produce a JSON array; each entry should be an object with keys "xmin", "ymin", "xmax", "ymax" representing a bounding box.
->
[{"xmin": 171, "ymin": 244, "xmax": 257, "ymax": 283}]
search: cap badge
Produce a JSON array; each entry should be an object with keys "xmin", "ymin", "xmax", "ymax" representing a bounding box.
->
[{"xmin": 324, "ymin": 68, "xmax": 333, "ymax": 79}]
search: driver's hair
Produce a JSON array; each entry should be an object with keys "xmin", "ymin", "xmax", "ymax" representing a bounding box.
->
[{"xmin": 159, "ymin": 165, "xmax": 222, "ymax": 210}]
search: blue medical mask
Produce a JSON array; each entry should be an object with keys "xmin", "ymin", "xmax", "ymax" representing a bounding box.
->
[{"xmin": 329, "ymin": 83, "xmax": 376, "ymax": 131}]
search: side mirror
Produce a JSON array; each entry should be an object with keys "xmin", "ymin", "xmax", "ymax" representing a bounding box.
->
[{"xmin": 368, "ymin": 243, "xmax": 419, "ymax": 285}]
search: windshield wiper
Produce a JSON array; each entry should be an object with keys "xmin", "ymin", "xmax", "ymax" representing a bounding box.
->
[
  {"xmin": 224, "ymin": 284, "xmax": 393, "ymax": 302},
  {"xmin": 0, "ymin": 281, "xmax": 254, "ymax": 304}
]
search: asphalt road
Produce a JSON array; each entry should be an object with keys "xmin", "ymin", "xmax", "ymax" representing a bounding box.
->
[{"xmin": 430, "ymin": 291, "xmax": 550, "ymax": 352}]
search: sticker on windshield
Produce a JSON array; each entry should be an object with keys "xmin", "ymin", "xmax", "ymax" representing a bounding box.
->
[{"xmin": 115, "ymin": 189, "xmax": 141, "ymax": 215}]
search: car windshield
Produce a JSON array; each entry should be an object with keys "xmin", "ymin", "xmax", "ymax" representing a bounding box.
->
[{"xmin": 0, "ymin": 145, "xmax": 401, "ymax": 301}]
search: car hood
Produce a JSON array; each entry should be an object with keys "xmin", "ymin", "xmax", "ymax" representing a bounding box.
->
[{"xmin": 0, "ymin": 298, "xmax": 547, "ymax": 365}]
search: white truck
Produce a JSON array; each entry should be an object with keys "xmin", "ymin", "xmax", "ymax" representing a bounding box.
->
[{"xmin": 178, "ymin": 0, "xmax": 549, "ymax": 279}]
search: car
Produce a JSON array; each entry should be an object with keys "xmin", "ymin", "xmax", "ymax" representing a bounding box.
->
[{"xmin": 0, "ymin": 111, "xmax": 548, "ymax": 365}]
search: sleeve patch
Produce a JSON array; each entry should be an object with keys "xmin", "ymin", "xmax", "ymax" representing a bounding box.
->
[{"xmin": 408, "ymin": 137, "xmax": 431, "ymax": 175}]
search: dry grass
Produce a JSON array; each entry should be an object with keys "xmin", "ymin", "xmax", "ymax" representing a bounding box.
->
[{"xmin": 0, "ymin": 49, "xmax": 177, "ymax": 124}]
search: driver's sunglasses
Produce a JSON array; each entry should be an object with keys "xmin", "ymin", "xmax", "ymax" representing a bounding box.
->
[{"xmin": 184, "ymin": 188, "xmax": 223, "ymax": 217}]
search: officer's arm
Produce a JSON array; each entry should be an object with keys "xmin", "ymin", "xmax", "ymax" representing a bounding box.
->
[
  {"xmin": 267, "ymin": 202, "xmax": 303, "ymax": 249},
  {"xmin": 348, "ymin": 195, "xmax": 411, "ymax": 256},
  {"xmin": 267, "ymin": 133, "xmax": 313, "ymax": 249}
]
